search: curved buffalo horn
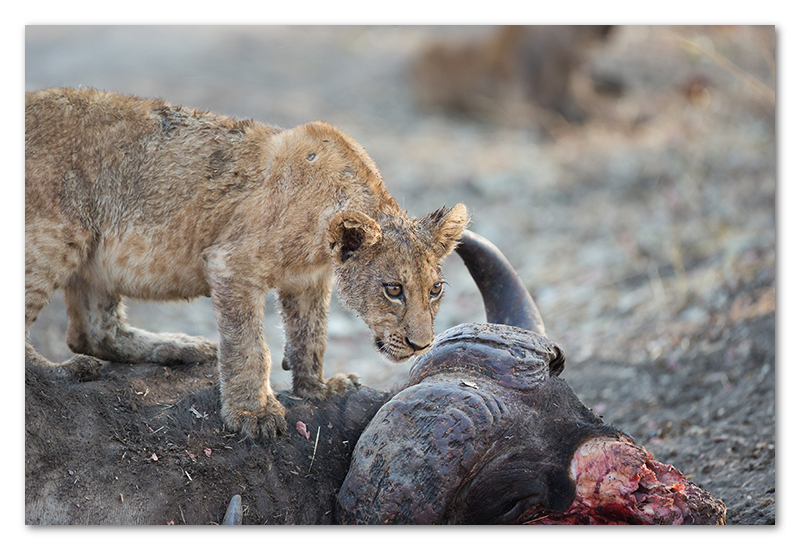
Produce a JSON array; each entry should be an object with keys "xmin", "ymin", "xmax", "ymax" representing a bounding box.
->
[
  {"xmin": 455, "ymin": 229, "xmax": 547, "ymax": 336},
  {"xmin": 221, "ymin": 494, "xmax": 243, "ymax": 525}
]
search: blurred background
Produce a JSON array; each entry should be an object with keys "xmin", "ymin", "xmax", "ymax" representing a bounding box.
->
[{"xmin": 25, "ymin": 25, "xmax": 775, "ymax": 523}]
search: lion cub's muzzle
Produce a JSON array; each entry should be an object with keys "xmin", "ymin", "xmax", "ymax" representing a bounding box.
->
[{"xmin": 374, "ymin": 334, "xmax": 433, "ymax": 362}]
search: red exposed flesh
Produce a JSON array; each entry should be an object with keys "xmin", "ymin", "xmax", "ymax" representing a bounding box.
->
[{"xmin": 517, "ymin": 438, "xmax": 726, "ymax": 525}]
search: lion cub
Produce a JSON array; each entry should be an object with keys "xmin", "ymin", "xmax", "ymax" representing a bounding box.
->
[{"xmin": 25, "ymin": 87, "xmax": 469, "ymax": 440}]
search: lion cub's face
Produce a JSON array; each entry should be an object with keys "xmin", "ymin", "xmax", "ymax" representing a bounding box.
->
[{"xmin": 328, "ymin": 204, "xmax": 469, "ymax": 362}]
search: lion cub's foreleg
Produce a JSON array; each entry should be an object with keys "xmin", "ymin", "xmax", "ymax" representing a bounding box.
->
[
  {"xmin": 278, "ymin": 278, "xmax": 361, "ymax": 400},
  {"xmin": 204, "ymin": 248, "xmax": 288, "ymax": 439}
]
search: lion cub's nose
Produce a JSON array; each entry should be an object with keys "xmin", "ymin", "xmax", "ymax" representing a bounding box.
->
[{"xmin": 405, "ymin": 337, "xmax": 431, "ymax": 353}]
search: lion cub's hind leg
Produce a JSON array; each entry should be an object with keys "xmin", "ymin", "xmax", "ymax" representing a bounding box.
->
[
  {"xmin": 62, "ymin": 278, "xmax": 218, "ymax": 367},
  {"xmin": 24, "ymin": 342, "xmax": 104, "ymax": 382},
  {"xmin": 25, "ymin": 223, "xmax": 104, "ymax": 381}
]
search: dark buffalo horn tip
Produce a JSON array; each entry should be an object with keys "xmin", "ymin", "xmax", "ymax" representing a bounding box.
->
[{"xmin": 456, "ymin": 229, "xmax": 547, "ymax": 336}]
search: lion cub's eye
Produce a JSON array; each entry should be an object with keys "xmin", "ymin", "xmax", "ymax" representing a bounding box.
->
[
  {"xmin": 307, "ymin": 153, "xmax": 317, "ymax": 161},
  {"xmin": 384, "ymin": 283, "xmax": 403, "ymax": 299},
  {"xmin": 430, "ymin": 282, "xmax": 444, "ymax": 298}
]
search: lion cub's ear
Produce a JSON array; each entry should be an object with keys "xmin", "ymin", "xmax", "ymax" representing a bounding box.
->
[
  {"xmin": 328, "ymin": 211, "xmax": 383, "ymax": 263},
  {"xmin": 420, "ymin": 203, "xmax": 470, "ymax": 257}
]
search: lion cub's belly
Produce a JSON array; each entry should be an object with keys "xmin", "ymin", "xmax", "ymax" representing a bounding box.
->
[{"xmin": 86, "ymin": 232, "xmax": 210, "ymax": 300}]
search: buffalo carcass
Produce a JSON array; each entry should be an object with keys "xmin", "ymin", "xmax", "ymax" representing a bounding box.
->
[
  {"xmin": 337, "ymin": 231, "xmax": 725, "ymax": 525},
  {"xmin": 25, "ymin": 230, "xmax": 726, "ymax": 524}
]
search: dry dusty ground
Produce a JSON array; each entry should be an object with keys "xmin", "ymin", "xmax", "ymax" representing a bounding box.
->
[{"xmin": 25, "ymin": 25, "xmax": 776, "ymax": 524}]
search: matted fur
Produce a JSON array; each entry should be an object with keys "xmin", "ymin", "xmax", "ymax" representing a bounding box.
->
[{"xmin": 25, "ymin": 87, "xmax": 469, "ymax": 439}]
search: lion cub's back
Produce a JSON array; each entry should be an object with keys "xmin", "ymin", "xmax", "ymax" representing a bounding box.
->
[
  {"xmin": 25, "ymin": 88, "xmax": 277, "ymax": 299},
  {"xmin": 26, "ymin": 87, "xmax": 164, "ymax": 158},
  {"xmin": 27, "ymin": 87, "xmax": 272, "ymax": 231}
]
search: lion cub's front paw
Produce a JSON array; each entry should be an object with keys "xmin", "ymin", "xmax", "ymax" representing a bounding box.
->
[
  {"xmin": 293, "ymin": 378, "xmax": 329, "ymax": 401},
  {"xmin": 325, "ymin": 372, "xmax": 362, "ymax": 397},
  {"xmin": 293, "ymin": 373, "xmax": 362, "ymax": 400},
  {"xmin": 221, "ymin": 396, "xmax": 288, "ymax": 440}
]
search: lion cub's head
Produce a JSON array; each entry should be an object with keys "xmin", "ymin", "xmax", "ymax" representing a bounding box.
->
[{"xmin": 328, "ymin": 203, "xmax": 469, "ymax": 362}]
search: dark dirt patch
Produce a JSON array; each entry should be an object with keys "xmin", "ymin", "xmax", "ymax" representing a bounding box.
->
[{"xmin": 25, "ymin": 361, "xmax": 390, "ymax": 524}]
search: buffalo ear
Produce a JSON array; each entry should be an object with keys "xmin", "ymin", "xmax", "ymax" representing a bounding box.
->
[
  {"xmin": 420, "ymin": 203, "xmax": 470, "ymax": 257},
  {"xmin": 328, "ymin": 211, "xmax": 382, "ymax": 263}
]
